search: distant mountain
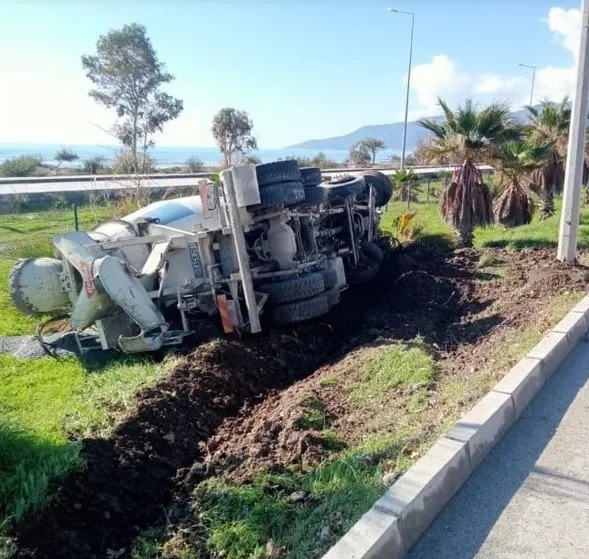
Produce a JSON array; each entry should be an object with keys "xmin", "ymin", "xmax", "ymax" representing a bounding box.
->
[{"xmin": 286, "ymin": 108, "xmax": 530, "ymax": 152}]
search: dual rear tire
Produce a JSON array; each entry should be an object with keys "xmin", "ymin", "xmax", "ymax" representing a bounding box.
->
[{"xmin": 258, "ymin": 271, "xmax": 338, "ymax": 326}]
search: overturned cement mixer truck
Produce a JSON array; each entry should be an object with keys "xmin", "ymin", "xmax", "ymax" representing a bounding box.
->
[{"xmin": 8, "ymin": 161, "xmax": 392, "ymax": 354}]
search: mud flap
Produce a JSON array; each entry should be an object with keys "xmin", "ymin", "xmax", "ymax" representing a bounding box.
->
[{"xmin": 93, "ymin": 255, "xmax": 169, "ymax": 353}]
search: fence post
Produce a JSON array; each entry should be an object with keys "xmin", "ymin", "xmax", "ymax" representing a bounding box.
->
[
  {"xmin": 406, "ymin": 181, "xmax": 411, "ymax": 210},
  {"xmin": 73, "ymin": 204, "xmax": 79, "ymax": 231}
]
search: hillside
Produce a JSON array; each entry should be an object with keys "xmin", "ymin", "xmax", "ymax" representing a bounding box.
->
[{"xmin": 286, "ymin": 108, "xmax": 530, "ymax": 152}]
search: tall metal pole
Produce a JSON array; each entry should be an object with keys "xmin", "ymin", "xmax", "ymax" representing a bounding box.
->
[
  {"xmin": 557, "ymin": 0, "xmax": 589, "ymax": 262},
  {"xmin": 388, "ymin": 9, "xmax": 415, "ymax": 171},
  {"xmin": 518, "ymin": 63, "xmax": 536, "ymax": 106}
]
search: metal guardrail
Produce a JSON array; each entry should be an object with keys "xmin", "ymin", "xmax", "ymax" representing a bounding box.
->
[{"xmin": 0, "ymin": 165, "xmax": 494, "ymax": 195}]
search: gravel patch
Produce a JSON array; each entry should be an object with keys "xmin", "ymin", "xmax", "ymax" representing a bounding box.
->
[{"xmin": 0, "ymin": 332, "xmax": 79, "ymax": 359}]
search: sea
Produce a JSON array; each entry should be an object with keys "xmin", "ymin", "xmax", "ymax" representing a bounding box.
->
[{"xmin": 0, "ymin": 143, "xmax": 399, "ymax": 168}]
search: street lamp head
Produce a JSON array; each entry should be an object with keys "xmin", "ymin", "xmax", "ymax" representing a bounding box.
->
[{"xmin": 387, "ymin": 7, "xmax": 414, "ymax": 16}]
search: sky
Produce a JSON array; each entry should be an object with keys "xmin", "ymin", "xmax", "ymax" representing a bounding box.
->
[{"xmin": 0, "ymin": 0, "xmax": 583, "ymax": 148}]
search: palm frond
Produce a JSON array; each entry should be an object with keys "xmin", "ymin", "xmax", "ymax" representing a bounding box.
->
[
  {"xmin": 438, "ymin": 97, "xmax": 458, "ymax": 132},
  {"xmin": 476, "ymin": 99, "xmax": 513, "ymax": 142},
  {"xmin": 418, "ymin": 118, "xmax": 447, "ymax": 139},
  {"xmin": 524, "ymin": 105, "xmax": 539, "ymax": 119}
]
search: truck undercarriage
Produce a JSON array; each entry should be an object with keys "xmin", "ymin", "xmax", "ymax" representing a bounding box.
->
[{"xmin": 9, "ymin": 161, "xmax": 393, "ymax": 354}]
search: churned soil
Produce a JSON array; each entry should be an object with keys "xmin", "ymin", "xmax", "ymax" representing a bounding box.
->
[
  {"xmin": 201, "ymin": 249, "xmax": 589, "ymax": 484},
  {"xmin": 11, "ymin": 245, "xmax": 589, "ymax": 558}
]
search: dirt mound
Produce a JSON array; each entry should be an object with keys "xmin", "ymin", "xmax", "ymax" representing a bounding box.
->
[
  {"xmin": 12, "ymin": 341, "xmax": 288, "ymax": 558},
  {"xmin": 202, "ymin": 350, "xmax": 376, "ymax": 483},
  {"xmin": 14, "ymin": 244, "xmax": 587, "ymax": 559},
  {"xmin": 11, "ymin": 287, "xmax": 390, "ymax": 559},
  {"xmin": 185, "ymin": 248, "xmax": 589, "ymax": 486}
]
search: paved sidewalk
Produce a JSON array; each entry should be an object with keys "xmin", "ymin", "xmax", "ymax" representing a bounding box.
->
[{"xmin": 407, "ymin": 340, "xmax": 589, "ymax": 559}]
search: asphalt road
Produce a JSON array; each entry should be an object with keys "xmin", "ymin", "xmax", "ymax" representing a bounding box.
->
[{"xmin": 407, "ymin": 340, "xmax": 589, "ymax": 559}]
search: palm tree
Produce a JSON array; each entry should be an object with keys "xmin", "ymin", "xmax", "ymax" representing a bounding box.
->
[
  {"xmin": 392, "ymin": 169, "xmax": 417, "ymax": 209},
  {"xmin": 349, "ymin": 142, "xmax": 372, "ymax": 167},
  {"xmin": 358, "ymin": 138, "xmax": 386, "ymax": 165},
  {"xmin": 493, "ymin": 139, "xmax": 550, "ymax": 227},
  {"xmin": 524, "ymin": 97, "xmax": 571, "ymax": 219},
  {"xmin": 419, "ymin": 98, "xmax": 519, "ymax": 247}
]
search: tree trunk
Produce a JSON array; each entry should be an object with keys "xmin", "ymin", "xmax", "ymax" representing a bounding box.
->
[
  {"xmin": 131, "ymin": 107, "xmax": 139, "ymax": 174},
  {"xmin": 539, "ymin": 189, "xmax": 555, "ymax": 219},
  {"xmin": 455, "ymin": 223, "xmax": 473, "ymax": 248}
]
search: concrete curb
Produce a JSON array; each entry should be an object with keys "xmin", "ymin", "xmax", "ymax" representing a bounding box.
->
[{"xmin": 322, "ymin": 293, "xmax": 589, "ymax": 559}]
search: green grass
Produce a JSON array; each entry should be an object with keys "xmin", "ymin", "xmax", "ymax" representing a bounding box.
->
[
  {"xmin": 0, "ymin": 354, "xmax": 176, "ymax": 529},
  {"xmin": 297, "ymin": 396, "xmax": 327, "ymax": 431},
  {"xmin": 134, "ymin": 340, "xmax": 436, "ymax": 559},
  {"xmin": 477, "ymin": 250, "xmax": 501, "ymax": 268},
  {"xmin": 350, "ymin": 340, "xmax": 436, "ymax": 403},
  {"xmin": 190, "ymin": 435, "xmax": 409, "ymax": 559},
  {"xmin": 381, "ymin": 199, "xmax": 453, "ymax": 248},
  {"xmin": 0, "ymin": 204, "xmax": 184, "ymax": 532},
  {"xmin": 381, "ymin": 196, "xmax": 589, "ymax": 250},
  {"xmin": 0, "ymin": 206, "xmax": 112, "ymax": 259}
]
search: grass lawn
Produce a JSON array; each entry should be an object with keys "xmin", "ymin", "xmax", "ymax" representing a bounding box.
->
[
  {"xmin": 0, "ymin": 205, "xmax": 178, "ymax": 532},
  {"xmin": 0, "ymin": 355, "xmax": 177, "ymax": 529}
]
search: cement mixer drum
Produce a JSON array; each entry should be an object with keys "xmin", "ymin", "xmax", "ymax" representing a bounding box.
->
[{"xmin": 9, "ymin": 257, "xmax": 70, "ymax": 315}]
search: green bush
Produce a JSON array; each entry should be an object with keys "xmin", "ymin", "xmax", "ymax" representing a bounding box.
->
[
  {"xmin": 0, "ymin": 156, "xmax": 41, "ymax": 177},
  {"xmin": 82, "ymin": 156, "xmax": 107, "ymax": 175},
  {"xmin": 9, "ymin": 194, "xmax": 31, "ymax": 213},
  {"xmin": 112, "ymin": 150, "xmax": 155, "ymax": 174},
  {"xmin": 185, "ymin": 156, "xmax": 204, "ymax": 172},
  {"xmin": 53, "ymin": 194, "xmax": 69, "ymax": 210}
]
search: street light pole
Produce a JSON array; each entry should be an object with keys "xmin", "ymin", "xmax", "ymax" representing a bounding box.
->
[
  {"xmin": 388, "ymin": 8, "xmax": 415, "ymax": 171},
  {"xmin": 557, "ymin": 0, "xmax": 589, "ymax": 262},
  {"xmin": 518, "ymin": 62, "xmax": 536, "ymax": 106}
]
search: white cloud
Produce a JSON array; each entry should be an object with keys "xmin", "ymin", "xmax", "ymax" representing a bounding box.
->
[
  {"xmin": 546, "ymin": 7, "xmax": 581, "ymax": 57},
  {"xmin": 408, "ymin": 55, "xmax": 469, "ymax": 112},
  {"xmin": 405, "ymin": 6, "xmax": 580, "ymax": 119}
]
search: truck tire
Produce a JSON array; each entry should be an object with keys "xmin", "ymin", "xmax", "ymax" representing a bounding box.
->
[
  {"xmin": 258, "ymin": 180, "xmax": 305, "ymax": 207},
  {"xmin": 300, "ymin": 167, "xmax": 322, "ymax": 186},
  {"xmin": 362, "ymin": 172, "xmax": 393, "ymax": 207},
  {"xmin": 256, "ymin": 160, "xmax": 301, "ymax": 187},
  {"xmin": 320, "ymin": 267, "xmax": 338, "ymax": 290},
  {"xmin": 322, "ymin": 175, "xmax": 366, "ymax": 200},
  {"xmin": 303, "ymin": 185, "xmax": 327, "ymax": 205},
  {"xmin": 270, "ymin": 293, "xmax": 329, "ymax": 325},
  {"xmin": 346, "ymin": 260, "xmax": 380, "ymax": 285},
  {"xmin": 361, "ymin": 241, "xmax": 384, "ymax": 263},
  {"xmin": 259, "ymin": 273, "xmax": 325, "ymax": 304},
  {"xmin": 325, "ymin": 288, "xmax": 340, "ymax": 308}
]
